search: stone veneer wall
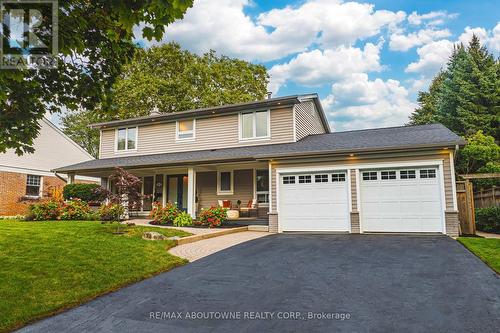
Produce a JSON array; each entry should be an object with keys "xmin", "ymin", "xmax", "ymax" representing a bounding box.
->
[{"xmin": 445, "ymin": 211, "xmax": 460, "ymax": 237}]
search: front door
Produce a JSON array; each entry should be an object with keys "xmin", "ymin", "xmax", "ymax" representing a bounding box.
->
[{"xmin": 167, "ymin": 174, "xmax": 188, "ymax": 211}]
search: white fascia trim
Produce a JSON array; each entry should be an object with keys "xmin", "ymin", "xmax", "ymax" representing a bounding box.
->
[
  {"xmin": 275, "ymin": 160, "xmax": 444, "ymax": 174},
  {"xmin": 0, "ymin": 165, "xmax": 54, "ymax": 177},
  {"xmin": 449, "ymin": 152, "xmax": 458, "ymax": 211},
  {"xmin": 438, "ymin": 164, "xmax": 447, "ymax": 234},
  {"xmin": 347, "ymin": 169, "xmax": 352, "ymax": 213}
]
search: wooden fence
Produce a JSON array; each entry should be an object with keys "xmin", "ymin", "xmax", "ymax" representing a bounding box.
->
[
  {"xmin": 456, "ymin": 181, "xmax": 475, "ymax": 235},
  {"xmin": 474, "ymin": 186, "xmax": 500, "ymax": 209}
]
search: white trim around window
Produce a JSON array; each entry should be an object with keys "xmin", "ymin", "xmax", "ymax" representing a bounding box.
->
[
  {"xmin": 217, "ymin": 170, "xmax": 234, "ymax": 195},
  {"xmin": 176, "ymin": 119, "xmax": 196, "ymax": 141},
  {"xmin": 238, "ymin": 109, "xmax": 271, "ymax": 141},
  {"xmin": 115, "ymin": 126, "xmax": 138, "ymax": 152}
]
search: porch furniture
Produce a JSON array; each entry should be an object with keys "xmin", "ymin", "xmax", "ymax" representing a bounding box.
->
[
  {"xmin": 239, "ymin": 199, "xmax": 257, "ymax": 218},
  {"xmin": 227, "ymin": 209, "xmax": 240, "ymax": 219}
]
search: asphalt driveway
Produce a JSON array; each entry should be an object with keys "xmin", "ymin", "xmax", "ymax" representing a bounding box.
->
[{"xmin": 19, "ymin": 235, "xmax": 500, "ymax": 332}]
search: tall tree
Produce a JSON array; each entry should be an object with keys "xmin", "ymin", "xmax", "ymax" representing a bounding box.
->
[
  {"xmin": 112, "ymin": 43, "xmax": 269, "ymax": 118},
  {"xmin": 408, "ymin": 35, "xmax": 500, "ymax": 141},
  {"xmin": 62, "ymin": 43, "xmax": 269, "ymax": 155},
  {"xmin": 0, "ymin": 0, "xmax": 193, "ymax": 155}
]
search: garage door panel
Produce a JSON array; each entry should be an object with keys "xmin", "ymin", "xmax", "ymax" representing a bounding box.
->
[
  {"xmin": 360, "ymin": 168, "xmax": 443, "ymax": 233},
  {"xmin": 279, "ymin": 173, "xmax": 349, "ymax": 232}
]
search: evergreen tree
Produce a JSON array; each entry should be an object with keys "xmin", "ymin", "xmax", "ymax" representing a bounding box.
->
[{"xmin": 408, "ymin": 35, "xmax": 499, "ymax": 142}]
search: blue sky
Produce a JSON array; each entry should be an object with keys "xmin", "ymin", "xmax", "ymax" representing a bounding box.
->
[{"xmin": 131, "ymin": 1, "xmax": 499, "ymax": 131}]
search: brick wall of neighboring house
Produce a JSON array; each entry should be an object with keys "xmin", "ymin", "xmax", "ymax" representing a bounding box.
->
[{"xmin": 0, "ymin": 171, "xmax": 67, "ymax": 216}]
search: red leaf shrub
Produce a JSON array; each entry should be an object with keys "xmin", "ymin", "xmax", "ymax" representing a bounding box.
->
[
  {"xmin": 198, "ymin": 206, "xmax": 228, "ymax": 228},
  {"xmin": 149, "ymin": 202, "xmax": 180, "ymax": 225}
]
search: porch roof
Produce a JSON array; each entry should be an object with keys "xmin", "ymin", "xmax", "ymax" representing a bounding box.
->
[{"xmin": 55, "ymin": 124, "xmax": 465, "ymax": 174}]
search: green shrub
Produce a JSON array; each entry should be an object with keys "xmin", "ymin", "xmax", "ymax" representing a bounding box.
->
[
  {"xmin": 173, "ymin": 211, "xmax": 193, "ymax": 227},
  {"xmin": 26, "ymin": 200, "xmax": 62, "ymax": 221},
  {"xmin": 98, "ymin": 203, "xmax": 125, "ymax": 222},
  {"xmin": 198, "ymin": 206, "xmax": 228, "ymax": 228},
  {"xmin": 63, "ymin": 183, "xmax": 102, "ymax": 202},
  {"xmin": 60, "ymin": 199, "xmax": 91, "ymax": 220},
  {"xmin": 476, "ymin": 206, "xmax": 500, "ymax": 234},
  {"xmin": 150, "ymin": 202, "xmax": 180, "ymax": 225}
]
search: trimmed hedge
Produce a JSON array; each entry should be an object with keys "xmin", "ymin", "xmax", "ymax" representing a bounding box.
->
[
  {"xmin": 476, "ymin": 206, "xmax": 500, "ymax": 234},
  {"xmin": 63, "ymin": 183, "xmax": 101, "ymax": 202}
]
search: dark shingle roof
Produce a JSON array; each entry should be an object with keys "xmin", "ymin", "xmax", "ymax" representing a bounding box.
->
[{"xmin": 55, "ymin": 124, "xmax": 465, "ymax": 173}]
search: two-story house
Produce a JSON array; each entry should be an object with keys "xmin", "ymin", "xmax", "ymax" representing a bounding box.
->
[{"xmin": 55, "ymin": 94, "xmax": 465, "ymax": 236}]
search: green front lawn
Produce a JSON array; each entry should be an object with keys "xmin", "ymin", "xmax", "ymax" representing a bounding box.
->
[
  {"xmin": 0, "ymin": 220, "xmax": 191, "ymax": 332},
  {"xmin": 458, "ymin": 237, "xmax": 500, "ymax": 274}
]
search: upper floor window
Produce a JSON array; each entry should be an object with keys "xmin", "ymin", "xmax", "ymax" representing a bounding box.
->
[
  {"xmin": 240, "ymin": 110, "xmax": 269, "ymax": 140},
  {"xmin": 116, "ymin": 127, "xmax": 137, "ymax": 151},
  {"xmin": 26, "ymin": 175, "xmax": 41, "ymax": 197},
  {"xmin": 176, "ymin": 119, "xmax": 195, "ymax": 140}
]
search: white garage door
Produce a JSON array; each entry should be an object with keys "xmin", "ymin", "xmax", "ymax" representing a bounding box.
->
[
  {"xmin": 360, "ymin": 168, "xmax": 443, "ymax": 233},
  {"xmin": 279, "ymin": 172, "xmax": 350, "ymax": 232}
]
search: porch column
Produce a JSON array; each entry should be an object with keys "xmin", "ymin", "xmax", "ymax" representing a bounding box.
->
[
  {"xmin": 187, "ymin": 167, "xmax": 196, "ymax": 218},
  {"xmin": 67, "ymin": 173, "xmax": 75, "ymax": 184}
]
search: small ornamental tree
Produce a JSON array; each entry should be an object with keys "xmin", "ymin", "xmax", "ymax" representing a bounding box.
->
[{"xmin": 108, "ymin": 167, "xmax": 143, "ymax": 232}]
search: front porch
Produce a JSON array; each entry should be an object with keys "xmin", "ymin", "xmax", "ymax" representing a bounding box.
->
[{"xmin": 96, "ymin": 162, "xmax": 271, "ymax": 225}]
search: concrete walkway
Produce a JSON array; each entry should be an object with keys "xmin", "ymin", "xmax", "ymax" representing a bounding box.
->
[
  {"xmin": 476, "ymin": 231, "xmax": 500, "ymax": 239},
  {"xmin": 128, "ymin": 218, "xmax": 222, "ymax": 235},
  {"xmin": 169, "ymin": 231, "xmax": 270, "ymax": 261}
]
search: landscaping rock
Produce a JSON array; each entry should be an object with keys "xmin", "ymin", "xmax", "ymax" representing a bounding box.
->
[{"xmin": 142, "ymin": 231, "xmax": 167, "ymax": 241}]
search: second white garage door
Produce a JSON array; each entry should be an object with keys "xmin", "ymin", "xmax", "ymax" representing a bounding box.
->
[
  {"xmin": 360, "ymin": 168, "xmax": 444, "ymax": 233},
  {"xmin": 279, "ymin": 172, "xmax": 350, "ymax": 232}
]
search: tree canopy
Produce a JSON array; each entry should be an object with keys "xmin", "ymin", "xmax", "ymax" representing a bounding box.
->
[
  {"xmin": 62, "ymin": 43, "xmax": 269, "ymax": 156},
  {"xmin": 409, "ymin": 35, "xmax": 500, "ymax": 141},
  {"xmin": 408, "ymin": 35, "xmax": 500, "ymax": 176},
  {"xmin": 0, "ymin": 0, "xmax": 194, "ymax": 155}
]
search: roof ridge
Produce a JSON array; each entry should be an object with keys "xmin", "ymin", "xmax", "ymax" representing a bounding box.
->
[{"xmin": 306, "ymin": 123, "xmax": 442, "ymax": 137}]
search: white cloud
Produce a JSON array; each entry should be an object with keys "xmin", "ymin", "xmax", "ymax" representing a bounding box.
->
[
  {"xmin": 136, "ymin": 0, "xmax": 405, "ymax": 62},
  {"xmin": 269, "ymin": 41, "xmax": 383, "ymax": 93},
  {"xmin": 407, "ymin": 11, "xmax": 457, "ymax": 27},
  {"xmin": 405, "ymin": 39, "xmax": 454, "ymax": 75},
  {"xmin": 458, "ymin": 24, "xmax": 500, "ymax": 52},
  {"xmin": 489, "ymin": 23, "xmax": 500, "ymax": 52},
  {"xmin": 323, "ymin": 74, "xmax": 417, "ymax": 131},
  {"xmin": 389, "ymin": 28, "xmax": 451, "ymax": 51}
]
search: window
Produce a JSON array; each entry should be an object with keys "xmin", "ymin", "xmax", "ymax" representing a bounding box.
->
[
  {"xmin": 298, "ymin": 175, "xmax": 312, "ymax": 183},
  {"xmin": 116, "ymin": 127, "xmax": 137, "ymax": 151},
  {"xmin": 332, "ymin": 173, "xmax": 346, "ymax": 182},
  {"xmin": 176, "ymin": 119, "xmax": 195, "ymax": 140},
  {"xmin": 217, "ymin": 171, "xmax": 233, "ymax": 194},
  {"xmin": 315, "ymin": 174, "xmax": 329, "ymax": 183},
  {"xmin": 362, "ymin": 171, "xmax": 377, "ymax": 181},
  {"xmin": 400, "ymin": 170, "xmax": 416, "ymax": 179},
  {"xmin": 282, "ymin": 176, "xmax": 295, "ymax": 184},
  {"xmin": 26, "ymin": 175, "xmax": 41, "ymax": 196},
  {"xmin": 381, "ymin": 171, "xmax": 396, "ymax": 180},
  {"xmin": 240, "ymin": 110, "xmax": 269, "ymax": 140},
  {"xmin": 420, "ymin": 169, "xmax": 436, "ymax": 179},
  {"xmin": 256, "ymin": 169, "xmax": 269, "ymax": 204}
]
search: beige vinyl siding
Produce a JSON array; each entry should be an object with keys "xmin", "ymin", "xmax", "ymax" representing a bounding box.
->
[
  {"xmin": 350, "ymin": 170, "xmax": 357, "ymax": 212},
  {"xmin": 294, "ymin": 100, "xmax": 326, "ymax": 141},
  {"xmin": 270, "ymin": 151, "xmax": 454, "ymax": 213},
  {"xmin": 196, "ymin": 169, "xmax": 254, "ymax": 211},
  {"xmin": 100, "ymin": 107, "xmax": 294, "ymax": 158}
]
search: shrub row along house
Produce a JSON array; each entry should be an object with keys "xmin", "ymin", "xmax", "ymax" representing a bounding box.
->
[
  {"xmin": 0, "ymin": 118, "xmax": 98, "ymax": 216},
  {"xmin": 55, "ymin": 94, "xmax": 465, "ymax": 236}
]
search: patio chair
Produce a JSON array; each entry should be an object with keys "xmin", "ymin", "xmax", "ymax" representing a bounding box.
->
[{"xmin": 239, "ymin": 199, "xmax": 257, "ymax": 218}]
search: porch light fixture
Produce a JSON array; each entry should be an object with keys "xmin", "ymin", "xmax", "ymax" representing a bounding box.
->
[{"xmin": 349, "ymin": 153, "xmax": 355, "ymax": 157}]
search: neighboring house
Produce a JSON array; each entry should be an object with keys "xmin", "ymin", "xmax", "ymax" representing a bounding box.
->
[
  {"xmin": 0, "ymin": 118, "xmax": 97, "ymax": 216},
  {"xmin": 55, "ymin": 94, "xmax": 465, "ymax": 236}
]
